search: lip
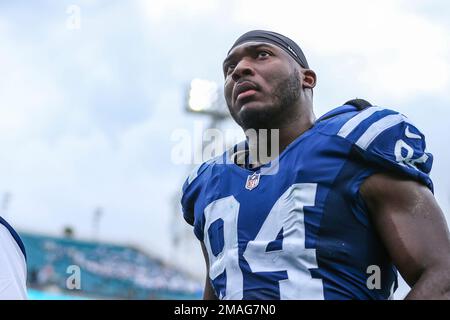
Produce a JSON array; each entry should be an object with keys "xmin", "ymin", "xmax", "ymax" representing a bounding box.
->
[
  {"xmin": 236, "ymin": 89, "xmax": 257, "ymax": 102},
  {"xmin": 233, "ymin": 81, "xmax": 259, "ymax": 103}
]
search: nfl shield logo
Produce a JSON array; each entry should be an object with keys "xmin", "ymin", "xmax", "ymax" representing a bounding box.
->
[{"xmin": 245, "ymin": 172, "xmax": 260, "ymax": 191}]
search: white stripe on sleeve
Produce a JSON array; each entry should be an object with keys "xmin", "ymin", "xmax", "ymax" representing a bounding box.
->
[
  {"xmin": 355, "ymin": 114, "xmax": 409, "ymax": 150},
  {"xmin": 337, "ymin": 107, "xmax": 385, "ymax": 138}
]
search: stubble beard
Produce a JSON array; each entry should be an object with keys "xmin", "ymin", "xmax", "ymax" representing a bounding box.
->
[{"xmin": 237, "ymin": 69, "xmax": 301, "ymax": 131}]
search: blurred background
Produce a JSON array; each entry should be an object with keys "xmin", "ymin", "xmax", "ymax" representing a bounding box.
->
[{"xmin": 0, "ymin": 0, "xmax": 449, "ymax": 299}]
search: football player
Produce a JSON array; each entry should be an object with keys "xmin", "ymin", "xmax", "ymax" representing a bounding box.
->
[
  {"xmin": 0, "ymin": 216, "xmax": 27, "ymax": 299},
  {"xmin": 181, "ymin": 30, "xmax": 450, "ymax": 299}
]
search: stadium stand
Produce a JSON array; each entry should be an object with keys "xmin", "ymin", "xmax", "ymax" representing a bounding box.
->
[{"xmin": 20, "ymin": 232, "xmax": 202, "ymax": 300}]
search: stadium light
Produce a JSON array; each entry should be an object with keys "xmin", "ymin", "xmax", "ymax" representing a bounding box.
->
[
  {"xmin": 172, "ymin": 78, "xmax": 230, "ymax": 259},
  {"xmin": 185, "ymin": 78, "xmax": 229, "ymax": 119}
]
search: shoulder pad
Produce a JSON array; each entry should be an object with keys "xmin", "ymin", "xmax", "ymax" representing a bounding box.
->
[{"xmin": 344, "ymin": 98, "xmax": 373, "ymax": 110}]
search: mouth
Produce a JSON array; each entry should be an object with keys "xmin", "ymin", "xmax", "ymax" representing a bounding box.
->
[{"xmin": 233, "ymin": 80, "xmax": 259, "ymax": 104}]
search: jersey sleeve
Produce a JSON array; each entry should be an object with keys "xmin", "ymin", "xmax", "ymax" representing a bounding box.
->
[
  {"xmin": 180, "ymin": 162, "xmax": 210, "ymax": 241},
  {"xmin": 339, "ymin": 107, "xmax": 434, "ymax": 191}
]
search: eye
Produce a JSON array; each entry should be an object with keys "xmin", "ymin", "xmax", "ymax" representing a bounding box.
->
[
  {"xmin": 225, "ymin": 64, "xmax": 236, "ymax": 75},
  {"xmin": 257, "ymin": 51, "xmax": 270, "ymax": 59}
]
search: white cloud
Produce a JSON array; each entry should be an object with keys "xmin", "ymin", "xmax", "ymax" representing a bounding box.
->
[
  {"xmin": 0, "ymin": 28, "xmax": 66, "ymax": 140},
  {"xmin": 138, "ymin": 0, "xmax": 220, "ymax": 23},
  {"xmin": 231, "ymin": 0, "xmax": 450, "ymax": 99}
]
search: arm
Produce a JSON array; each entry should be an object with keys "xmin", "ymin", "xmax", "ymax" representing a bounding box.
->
[
  {"xmin": 201, "ymin": 241, "xmax": 218, "ymax": 300},
  {"xmin": 360, "ymin": 172, "xmax": 450, "ymax": 299}
]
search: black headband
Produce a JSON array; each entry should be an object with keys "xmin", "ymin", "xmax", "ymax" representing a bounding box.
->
[{"xmin": 227, "ymin": 30, "xmax": 309, "ymax": 69}]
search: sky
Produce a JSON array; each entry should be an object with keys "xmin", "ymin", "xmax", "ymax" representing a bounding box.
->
[{"xmin": 0, "ymin": 0, "xmax": 449, "ymax": 299}]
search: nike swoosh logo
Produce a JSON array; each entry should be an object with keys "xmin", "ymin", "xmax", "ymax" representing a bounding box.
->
[{"xmin": 405, "ymin": 126, "xmax": 421, "ymax": 139}]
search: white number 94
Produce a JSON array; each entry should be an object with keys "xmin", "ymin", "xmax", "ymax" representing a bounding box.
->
[{"xmin": 203, "ymin": 183, "xmax": 324, "ymax": 300}]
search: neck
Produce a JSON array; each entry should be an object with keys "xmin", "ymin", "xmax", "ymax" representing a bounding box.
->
[
  {"xmin": 281, "ymin": 110, "xmax": 316, "ymax": 150},
  {"xmin": 245, "ymin": 109, "xmax": 316, "ymax": 167}
]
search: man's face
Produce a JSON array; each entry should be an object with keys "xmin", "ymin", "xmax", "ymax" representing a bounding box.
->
[{"xmin": 223, "ymin": 41, "xmax": 302, "ymax": 130}]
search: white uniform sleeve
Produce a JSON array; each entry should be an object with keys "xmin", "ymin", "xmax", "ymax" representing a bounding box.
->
[{"xmin": 0, "ymin": 224, "xmax": 27, "ymax": 300}]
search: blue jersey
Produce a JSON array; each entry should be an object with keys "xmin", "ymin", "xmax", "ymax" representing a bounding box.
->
[{"xmin": 181, "ymin": 104, "xmax": 433, "ymax": 300}]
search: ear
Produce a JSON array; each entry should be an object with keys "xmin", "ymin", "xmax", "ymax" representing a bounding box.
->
[{"xmin": 301, "ymin": 69, "xmax": 317, "ymax": 89}]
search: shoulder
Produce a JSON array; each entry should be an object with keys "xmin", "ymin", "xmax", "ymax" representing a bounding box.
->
[
  {"xmin": 335, "ymin": 106, "xmax": 417, "ymax": 149},
  {"xmin": 182, "ymin": 154, "xmax": 225, "ymax": 194},
  {"xmin": 317, "ymin": 101, "xmax": 433, "ymax": 190},
  {"xmin": 180, "ymin": 154, "xmax": 225, "ymax": 226},
  {"xmin": 0, "ymin": 216, "xmax": 26, "ymax": 260},
  {"xmin": 317, "ymin": 102, "xmax": 407, "ymax": 140},
  {"xmin": 183, "ymin": 162, "xmax": 210, "ymax": 193},
  {"xmin": 317, "ymin": 102, "xmax": 427, "ymax": 151}
]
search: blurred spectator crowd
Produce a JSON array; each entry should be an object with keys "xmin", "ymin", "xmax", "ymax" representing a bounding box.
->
[{"xmin": 20, "ymin": 232, "xmax": 202, "ymax": 299}]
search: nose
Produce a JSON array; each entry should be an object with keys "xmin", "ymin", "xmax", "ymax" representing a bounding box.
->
[{"xmin": 231, "ymin": 58, "xmax": 255, "ymax": 82}]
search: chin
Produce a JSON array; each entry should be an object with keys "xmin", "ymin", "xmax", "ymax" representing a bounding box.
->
[
  {"xmin": 237, "ymin": 103, "xmax": 278, "ymax": 130},
  {"xmin": 239, "ymin": 100, "xmax": 266, "ymax": 112}
]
